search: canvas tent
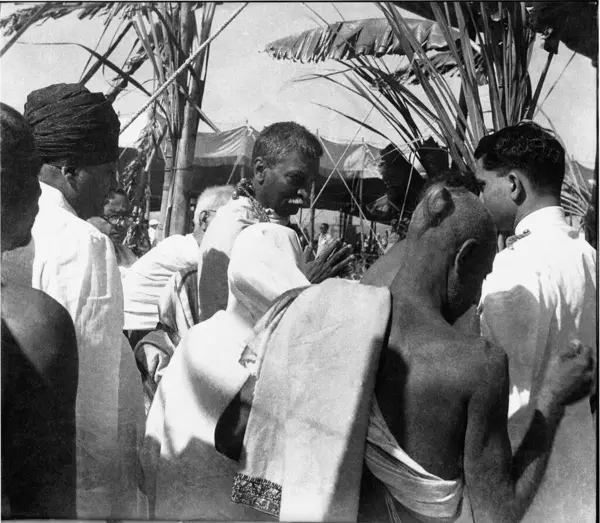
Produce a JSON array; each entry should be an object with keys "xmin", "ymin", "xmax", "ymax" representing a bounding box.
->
[{"xmin": 121, "ymin": 125, "xmax": 424, "ymax": 222}]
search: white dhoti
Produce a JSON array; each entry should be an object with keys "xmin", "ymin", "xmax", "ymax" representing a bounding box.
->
[{"xmin": 365, "ymin": 399, "xmax": 464, "ymax": 522}]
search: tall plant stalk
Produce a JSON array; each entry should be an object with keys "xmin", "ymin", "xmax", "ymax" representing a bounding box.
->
[{"xmin": 1, "ymin": 1, "xmax": 245, "ymax": 243}]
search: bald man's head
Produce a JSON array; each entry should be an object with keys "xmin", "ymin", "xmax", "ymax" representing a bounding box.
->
[{"xmin": 405, "ymin": 183, "xmax": 497, "ymax": 323}]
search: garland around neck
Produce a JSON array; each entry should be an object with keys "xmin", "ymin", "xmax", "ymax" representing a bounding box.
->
[{"xmin": 233, "ymin": 178, "xmax": 273, "ymax": 223}]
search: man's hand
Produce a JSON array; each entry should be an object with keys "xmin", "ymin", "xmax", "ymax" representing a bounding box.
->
[
  {"xmin": 539, "ymin": 340, "xmax": 595, "ymax": 412},
  {"xmin": 302, "ymin": 240, "xmax": 354, "ymax": 284}
]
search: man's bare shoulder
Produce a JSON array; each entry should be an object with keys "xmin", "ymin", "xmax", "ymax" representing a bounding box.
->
[
  {"xmin": 414, "ymin": 326, "xmax": 508, "ymax": 391},
  {"xmin": 361, "ymin": 242, "xmax": 404, "ymax": 287},
  {"xmin": 465, "ymin": 335, "xmax": 508, "ymax": 372},
  {"xmin": 2, "ymin": 285, "xmax": 77, "ymax": 361},
  {"xmin": 455, "ymin": 334, "xmax": 508, "ymax": 385}
]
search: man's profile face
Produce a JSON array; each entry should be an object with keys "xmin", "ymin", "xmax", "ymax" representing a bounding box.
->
[
  {"xmin": 202, "ymin": 209, "xmax": 220, "ymax": 232},
  {"xmin": 320, "ymin": 224, "xmax": 328, "ymax": 234},
  {"xmin": 475, "ymin": 158, "xmax": 515, "ymax": 232},
  {"xmin": 73, "ymin": 161, "xmax": 117, "ymax": 219},
  {"xmin": 257, "ymin": 150, "xmax": 316, "ymax": 217}
]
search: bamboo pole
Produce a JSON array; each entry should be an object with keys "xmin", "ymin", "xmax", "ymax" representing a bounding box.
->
[
  {"xmin": 359, "ymin": 177, "xmax": 364, "ymax": 252},
  {"xmin": 157, "ymin": 138, "xmax": 174, "ymax": 242},
  {"xmin": 169, "ymin": 3, "xmax": 215, "ymax": 236},
  {"xmin": 310, "ymin": 178, "xmax": 316, "ymax": 246},
  {"xmin": 120, "ymin": 3, "xmax": 248, "ymax": 136}
]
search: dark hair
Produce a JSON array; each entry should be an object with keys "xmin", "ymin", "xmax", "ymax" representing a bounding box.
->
[
  {"xmin": 474, "ymin": 121, "xmax": 565, "ymax": 195},
  {"xmin": 107, "ymin": 188, "xmax": 128, "ymax": 200},
  {"xmin": 421, "ymin": 169, "xmax": 485, "ymax": 199},
  {"xmin": 252, "ymin": 122, "xmax": 323, "ymax": 168},
  {"xmin": 1, "ymin": 103, "xmax": 41, "ymax": 209}
]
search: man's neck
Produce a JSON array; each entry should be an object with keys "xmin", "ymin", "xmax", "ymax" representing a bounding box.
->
[
  {"xmin": 513, "ymin": 195, "xmax": 561, "ymax": 231},
  {"xmin": 389, "ymin": 242, "xmax": 447, "ymax": 318}
]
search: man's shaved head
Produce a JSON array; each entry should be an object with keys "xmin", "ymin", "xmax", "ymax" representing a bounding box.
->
[
  {"xmin": 402, "ymin": 182, "xmax": 497, "ymax": 323},
  {"xmin": 409, "ymin": 183, "xmax": 496, "ymax": 251}
]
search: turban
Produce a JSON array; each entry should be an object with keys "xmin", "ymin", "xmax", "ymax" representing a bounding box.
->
[{"xmin": 24, "ymin": 83, "xmax": 120, "ymax": 167}]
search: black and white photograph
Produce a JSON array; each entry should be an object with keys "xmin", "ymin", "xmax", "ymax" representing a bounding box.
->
[{"xmin": 0, "ymin": 2, "xmax": 597, "ymax": 522}]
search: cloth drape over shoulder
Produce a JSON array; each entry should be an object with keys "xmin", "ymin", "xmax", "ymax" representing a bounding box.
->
[
  {"xmin": 12, "ymin": 183, "xmax": 146, "ymax": 519},
  {"xmin": 234, "ymin": 279, "xmax": 391, "ymax": 522},
  {"xmin": 143, "ymin": 223, "xmax": 309, "ymax": 520},
  {"xmin": 196, "ymin": 196, "xmax": 289, "ymax": 323}
]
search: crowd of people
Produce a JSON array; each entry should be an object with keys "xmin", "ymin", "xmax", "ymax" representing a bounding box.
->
[{"xmin": 0, "ymin": 83, "xmax": 597, "ymax": 523}]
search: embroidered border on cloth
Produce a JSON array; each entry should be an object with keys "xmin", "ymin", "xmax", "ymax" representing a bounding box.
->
[{"xmin": 231, "ymin": 473, "xmax": 281, "ymax": 517}]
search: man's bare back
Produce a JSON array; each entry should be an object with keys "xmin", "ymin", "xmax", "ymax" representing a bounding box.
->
[
  {"xmin": 2, "ymin": 283, "xmax": 78, "ymax": 518},
  {"xmin": 359, "ymin": 183, "xmax": 594, "ymax": 523},
  {"xmin": 377, "ymin": 297, "xmax": 500, "ymax": 481}
]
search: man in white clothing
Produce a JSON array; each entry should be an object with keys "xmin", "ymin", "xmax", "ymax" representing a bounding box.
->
[
  {"xmin": 3, "ymin": 83, "xmax": 146, "ymax": 519},
  {"xmin": 196, "ymin": 121, "xmax": 354, "ymax": 323},
  {"xmin": 475, "ymin": 121, "xmax": 597, "ymax": 523},
  {"xmin": 316, "ymin": 222, "xmax": 334, "ymax": 258},
  {"xmin": 123, "ymin": 185, "xmax": 234, "ymax": 335}
]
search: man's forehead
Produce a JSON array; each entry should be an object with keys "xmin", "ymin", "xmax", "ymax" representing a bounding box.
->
[{"xmin": 106, "ymin": 195, "xmax": 129, "ymax": 211}]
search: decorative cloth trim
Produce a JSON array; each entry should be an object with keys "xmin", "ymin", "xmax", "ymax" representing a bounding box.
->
[{"xmin": 231, "ymin": 473, "xmax": 281, "ymax": 517}]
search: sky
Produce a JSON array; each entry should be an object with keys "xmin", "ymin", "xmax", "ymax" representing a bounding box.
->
[{"xmin": 1, "ymin": 2, "xmax": 597, "ymax": 167}]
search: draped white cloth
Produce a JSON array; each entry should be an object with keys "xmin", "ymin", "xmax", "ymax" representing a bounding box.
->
[
  {"xmin": 479, "ymin": 206, "xmax": 597, "ymax": 523},
  {"xmin": 123, "ymin": 233, "xmax": 199, "ymax": 330},
  {"xmin": 143, "ymin": 222, "xmax": 309, "ymax": 520},
  {"xmin": 365, "ymin": 399, "xmax": 464, "ymax": 521},
  {"xmin": 196, "ymin": 196, "xmax": 289, "ymax": 323},
  {"xmin": 6, "ymin": 183, "xmax": 146, "ymax": 518},
  {"xmin": 234, "ymin": 279, "xmax": 391, "ymax": 522}
]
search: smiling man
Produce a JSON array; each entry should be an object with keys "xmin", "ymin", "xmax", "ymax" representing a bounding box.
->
[
  {"xmin": 2, "ymin": 84, "xmax": 145, "ymax": 519},
  {"xmin": 196, "ymin": 121, "xmax": 353, "ymax": 323},
  {"xmin": 474, "ymin": 122, "xmax": 597, "ymax": 523}
]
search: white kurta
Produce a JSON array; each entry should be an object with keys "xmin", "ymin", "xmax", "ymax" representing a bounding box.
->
[
  {"xmin": 196, "ymin": 196, "xmax": 290, "ymax": 323},
  {"xmin": 27, "ymin": 183, "xmax": 146, "ymax": 518},
  {"xmin": 123, "ymin": 233, "xmax": 199, "ymax": 330},
  {"xmin": 479, "ymin": 206, "xmax": 596, "ymax": 523}
]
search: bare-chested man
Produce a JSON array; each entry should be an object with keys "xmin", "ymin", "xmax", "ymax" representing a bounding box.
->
[
  {"xmin": 358, "ymin": 182, "xmax": 594, "ymax": 523},
  {"xmin": 1, "ymin": 103, "xmax": 78, "ymax": 518}
]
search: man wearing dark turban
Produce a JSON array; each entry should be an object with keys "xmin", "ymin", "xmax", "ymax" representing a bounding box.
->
[
  {"xmin": 2, "ymin": 84, "xmax": 146, "ymax": 519},
  {"xmin": 24, "ymin": 82, "xmax": 121, "ymax": 218}
]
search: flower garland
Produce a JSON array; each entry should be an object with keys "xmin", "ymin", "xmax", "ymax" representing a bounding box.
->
[{"xmin": 232, "ymin": 178, "xmax": 272, "ymax": 223}]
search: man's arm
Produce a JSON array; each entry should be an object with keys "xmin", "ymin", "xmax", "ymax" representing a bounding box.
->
[{"xmin": 464, "ymin": 341, "xmax": 593, "ymax": 523}]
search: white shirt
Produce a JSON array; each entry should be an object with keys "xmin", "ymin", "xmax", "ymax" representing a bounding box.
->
[
  {"xmin": 479, "ymin": 206, "xmax": 596, "ymax": 523},
  {"xmin": 123, "ymin": 233, "xmax": 199, "ymax": 330},
  {"xmin": 27, "ymin": 183, "xmax": 146, "ymax": 518}
]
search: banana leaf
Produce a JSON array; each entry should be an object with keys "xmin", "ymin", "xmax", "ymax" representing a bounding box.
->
[{"xmin": 265, "ymin": 17, "xmax": 464, "ymax": 63}]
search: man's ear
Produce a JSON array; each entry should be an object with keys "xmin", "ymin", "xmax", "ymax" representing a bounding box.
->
[
  {"xmin": 507, "ymin": 170, "xmax": 526, "ymax": 204},
  {"xmin": 61, "ymin": 165, "xmax": 78, "ymax": 191},
  {"xmin": 454, "ymin": 238, "xmax": 479, "ymax": 278},
  {"xmin": 253, "ymin": 157, "xmax": 267, "ymax": 184},
  {"xmin": 199, "ymin": 210, "xmax": 209, "ymax": 227}
]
